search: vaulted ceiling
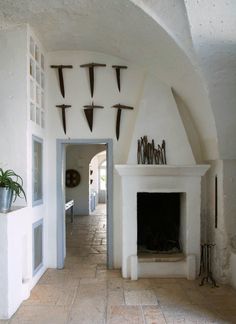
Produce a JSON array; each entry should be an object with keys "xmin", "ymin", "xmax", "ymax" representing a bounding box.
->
[{"xmin": 2, "ymin": 0, "xmax": 232, "ymax": 161}]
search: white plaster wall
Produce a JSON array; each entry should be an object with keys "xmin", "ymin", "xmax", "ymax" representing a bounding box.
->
[
  {"xmin": 223, "ymin": 160, "xmax": 236, "ymax": 253},
  {"xmin": 128, "ymin": 74, "xmax": 195, "ymax": 164},
  {"xmin": 0, "ymin": 1, "xmax": 219, "ymax": 161},
  {"xmin": 204, "ymin": 160, "xmax": 229, "ymax": 283},
  {"xmin": 0, "ymin": 25, "xmax": 48, "ymax": 318},
  {"xmin": 47, "ymin": 51, "xmax": 144, "ymax": 162},
  {"xmin": 97, "ymin": 152, "xmax": 107, "ymax": 204},
  {"xmin": 0, "ymin": 208, "xmax": 30, "ymax": 319},
  {"xmin": 66, "ymin": 145, "xmax": 105, "ymax": 215},
  {"xmin": 185, "ymin": 0, "xmax": 236, "ymax": 160},
  {"xmin": 97, "ymin": 152, "xmax": 106, "ymax": 166},
  {"xmin": 130, "ymin": 0, "xmax": 196, "ymax": 62},
  {"xmin": 89, "ymin": 151, "xmax": 106, "ymax": 206},
  {"xmin": 0, "ymin": 25, "xmax": 28, "ymax": 204},
  {"xmin": 46, "ymin": 50, "xmax": 203, "ymax": 268},
  {"xmin": 183, "ymin": 0, "xmax": 236, "ymax": 284},
  {"xmin": 171, "ymin": 89, "xmax": 202, "ymax": 163},
  {"xmin": 0, "ymin": 215, "xmax": 8, "ymax": 318},
  {"xmin": 90, "ymin": 155, "xmax": 99, "ymax": 201},
  {"xmin": 230, "ymin": 253, "xmax": 236, "ymax": 289},
  {"xmin": 46, "ymin": 50, "xmax": 145, "ymax": 267},
  {"xmin": 204, "ymin": 159, "xmax": 236, "ymax": 284}
]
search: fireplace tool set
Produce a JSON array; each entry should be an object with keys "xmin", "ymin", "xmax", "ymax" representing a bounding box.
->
[
  {"xmin": 51, "ymin": 63, "xmax": 133, "ymax": 139},
  {"xmin": 199, "ymin": 243, "xmax": 218, "ymax": 287}
]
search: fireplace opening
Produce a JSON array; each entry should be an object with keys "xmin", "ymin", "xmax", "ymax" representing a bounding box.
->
[{"xmin": 137, "ymin": 192, "xmax": 181, "ymax": 254}]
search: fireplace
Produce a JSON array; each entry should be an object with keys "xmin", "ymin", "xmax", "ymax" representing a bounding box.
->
[
  {"xmin": 115, "ymin": 165, "xmax": 209, "ymax": 280},
  {"xmin": 137, "ymin": 192, "xmax": 181, "ymax": 254}
]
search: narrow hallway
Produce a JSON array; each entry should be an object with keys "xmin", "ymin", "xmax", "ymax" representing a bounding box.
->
[{"xmin": 65, "ymin": 203, "xmax": 107, "ymax": 272}]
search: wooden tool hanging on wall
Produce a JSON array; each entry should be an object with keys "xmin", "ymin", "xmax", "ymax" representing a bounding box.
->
[
  {"xmin": 56, "ymin": 104, "xmax": 71, "ymax": 134},
  {"xmin": 112, "ymin": 65, "xmax": 127, "ymax": 92},
  {"xmin": 83, "ymin": 102, "xmax": 104, "ymax": 132},
  {"xmin": 112, "ymin": 104, "xmax": 134, "ymax": 140},
  {"xmin": 80, "ymin": 63, "xmax": 106, "ymax": 98},
  {"xmin": 50, "ymin": 65, "xmax": 73, "ymax": 98}
]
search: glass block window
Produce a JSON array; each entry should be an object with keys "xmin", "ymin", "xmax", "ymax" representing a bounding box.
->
[{"xmin": 28, "ymin": 34, "xmax": 45, "ymax": 128}]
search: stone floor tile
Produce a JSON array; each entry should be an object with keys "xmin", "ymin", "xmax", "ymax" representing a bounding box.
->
[
  {"xmin": 0, "ymin": 320, "xmax": 9, "ymax": 323},
  {"xmin": 161, "ymin": 304, "xmax": 224, "ymax": 323},
  {"xmin": 107, "ymin": 305, "xmax": 144, "ymax": 324},
  {"xmin": 66, "ymin": 247, "xmax": 91, "ymax": 257},
  {"xmin": 142, "ymin": 306, "xmax": 166, "ymax": 324},
  {"xmin": 66, "ymin": 262, "xmax": 97, "ymax": 271},
  {"xmin": 198, "ymin": 284, "xmax": 236, "ymax": 297},
  {"xmin": 85, "ymin": 254, "xmax": 107, "ymax": 264},
  {"xmin": 68, "ymin": 296, "xmax": 106, "ymax": 323},
  {"xmin": 79, "ymin": 277, "xmax": 105, "ymax": 284},
  {"xmin": 75, "ymin": 280, "xmax": 107, "ymax": 300},
  {"xmin": 149, "ymin": 278, "xmax": 179, "ymax": 285},
  {"xmin": 208, "ymin": 295, "xmax": 236, "ymax": 311},
  {"xmin": 108, "ymin": 289, "xmax": 125, "ymax": 306},
  {"xmin": 184, "ymin": 288, "xmax": 209, "ymax": 305},
  {"xmin": 6, "ymin": 205, "xmax": 236, "ymax": 323},
  {"xmin": 96, "ymin": 269, "xmax": 121, "ymax": 280},
  {"xmin": 215, "ymin": 307, "xmax": 236, "ymax": 317},
  {"xmin": 10, "ymin": 305, "xmax": 70, "ymax": 324},
  {"xmin": 123, "ymin": 278, "xmax": 152, "ymax": 291},
  {"xmin": 154, "ymin": 285, "xmax": 191, "ymax": 306},
  {"xmin": 96, "ymin": 263, "xmax": 107, "ymax": 270},
  {"xmin": 23, "ymin": 284, "xmax": 77, "ymax": 306},
  {"xmin": 124, "ymin": 289, "xmax": 158, "ymax": 306},
  {"xmin": 219, "ymin": 314, "xmax": 236, "ymax": 322},
  {"xmin": 108, "ymin": 278, "xmax": 124, "ymax": 290},
  {"xmin": 38, "ymin": 269, "xmax": 70, "ymax": 286}
]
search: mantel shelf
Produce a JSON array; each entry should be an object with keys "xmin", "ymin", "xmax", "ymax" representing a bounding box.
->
[{"xmin": 115, "ymin": 164, "xmax": 210, "ymax": 177}]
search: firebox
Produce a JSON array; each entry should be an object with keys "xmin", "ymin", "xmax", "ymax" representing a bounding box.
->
[{"xmin": 137, "ymin": 192, "xmax": 181, "ymax": 254}]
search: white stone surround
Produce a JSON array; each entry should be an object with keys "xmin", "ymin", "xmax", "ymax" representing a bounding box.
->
[{"xmin": 115, "ymin": 165, "xmax": 209, "ymax": 280}]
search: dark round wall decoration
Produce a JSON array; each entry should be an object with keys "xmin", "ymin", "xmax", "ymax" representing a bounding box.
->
[{"xmin": 66, "ymin": 169, "xmax": 81, "ymax": 188}]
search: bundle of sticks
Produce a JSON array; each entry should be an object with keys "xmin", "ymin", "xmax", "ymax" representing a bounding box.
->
[{"xmin": 137, "ymin": 136, "xmax": 166, "ymax": 165}]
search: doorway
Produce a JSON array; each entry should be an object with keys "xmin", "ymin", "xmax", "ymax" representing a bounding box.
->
[
  {"xmin": 56, "ymin": 139, "xmax": 113, "ymax": 269},
  {"xmin": 89, "ymin": 150, "xmax": 107, "ymax": 213}
]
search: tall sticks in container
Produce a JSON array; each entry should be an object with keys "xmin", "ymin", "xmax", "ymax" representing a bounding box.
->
[{"xmin": 137, "ymin": 136, "xmax": 166, "ymax": 165}]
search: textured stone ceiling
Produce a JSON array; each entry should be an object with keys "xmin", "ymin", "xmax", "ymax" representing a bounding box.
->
[
  {"xmin": 0, "ymin": 0, "xmax": 184, "ymax": 68},
  {"xmin": 0, "ymin": 1, "xmax": 196, "ymax": 92},
  {"xmin": 0, "ymin": 0, "xmax": 219, "ymax": 160}
]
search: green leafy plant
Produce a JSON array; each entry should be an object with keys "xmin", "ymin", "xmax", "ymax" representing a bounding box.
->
[{"xmin": 0, "ymin": 168, "xmax": 26, "ymax": 202}]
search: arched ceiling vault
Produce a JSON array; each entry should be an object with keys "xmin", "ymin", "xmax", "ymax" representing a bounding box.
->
[{"xmin": 0, "ymin": 0, "xmax": 219, "ymax": 161}]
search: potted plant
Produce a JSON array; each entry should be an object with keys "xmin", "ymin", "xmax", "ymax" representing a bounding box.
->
[{"xmin": 0, "ymin": 168, "xmax": 26, "ymax": 213}]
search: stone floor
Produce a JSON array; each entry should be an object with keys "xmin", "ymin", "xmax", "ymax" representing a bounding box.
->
[{"xmin": 3, "ymin": 204, "xmax": 236, "ymax": 323}]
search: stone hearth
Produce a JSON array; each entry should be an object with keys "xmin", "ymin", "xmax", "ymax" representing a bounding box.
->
[{"xmin": 115, "ymin": 165, "xmax": 209, "ymax": 280}]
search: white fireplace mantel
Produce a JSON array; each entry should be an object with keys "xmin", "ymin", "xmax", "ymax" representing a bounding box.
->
[
  {"xmin": 115, "ymin": 164, "xmax": 209, "ymax": 177},
  {"xmin": 115, "ymin": 164, "xmax": 210, "ymax": 280}
]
